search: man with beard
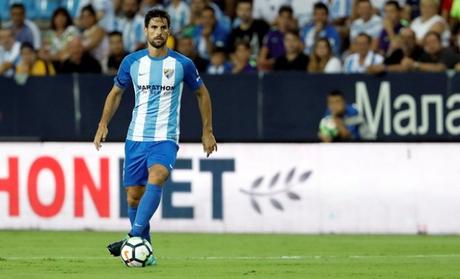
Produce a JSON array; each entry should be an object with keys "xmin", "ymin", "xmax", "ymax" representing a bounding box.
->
[
  {"xmin": 93, "ymin": 9, "xmax": 217, "ymax": 265},
  {"xmin": 118, "ymin": 0, "xmax": 146, "ymax": 52}
]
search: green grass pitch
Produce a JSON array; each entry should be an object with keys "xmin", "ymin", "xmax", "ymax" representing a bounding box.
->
[{"xmin": 0, "ymin": 231, "xmax": 459, "ymax": 279}]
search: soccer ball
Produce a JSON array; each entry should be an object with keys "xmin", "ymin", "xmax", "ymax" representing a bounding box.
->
[
  {"xmin": 319, "ymin": 116, "xmax": 338, "ymax": 138},
  {"xmin": 120, "ymin": 237, "xmax": 153, "ymax": 267}
]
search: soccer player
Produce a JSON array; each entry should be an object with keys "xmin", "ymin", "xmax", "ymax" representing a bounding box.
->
[{"xmin": 93, "ymin": 9, "xmax": 217, "ymax": 265}]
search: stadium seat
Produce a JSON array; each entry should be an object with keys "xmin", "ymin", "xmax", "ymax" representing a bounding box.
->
[
  {"xmin": 59, "ymin": 0, "xmax": 81, "ymax": 18},
  {"xmin": 36, "ymin": 0, "xmax": 60, "ymax": 20}
]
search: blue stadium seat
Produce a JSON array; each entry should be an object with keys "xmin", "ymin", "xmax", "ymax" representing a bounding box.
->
[{"xmin": 0, "ymin": 0, "xmax": 10, "ymax": 21}]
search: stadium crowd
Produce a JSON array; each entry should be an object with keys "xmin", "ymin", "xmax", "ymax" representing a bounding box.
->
[{"xmin": 1, "ymin": 0, "xmax": 460, "ymax": 77}]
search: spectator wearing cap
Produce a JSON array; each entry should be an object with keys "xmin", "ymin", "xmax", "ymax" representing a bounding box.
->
[
  {"xmin": 15, "ymin": 42, "xmax": 56, "ymax": 76},
  {"xmin": 4, "ymin": 3, "xmax": 41, "ymax": 50},
  {"xmin": 0, "ymin": 28, "xmax": 21, "ymax": 77},
  {"xmin": 258, "ymin": 5, "xmax": 295, "ymax": 71},
  {"xmin": 301, "ymin": 2, "xmax": 341, "ymax": 55},
  {"xmin": 176, "ymin": 35, "xmax": 209, "ymax": 72},
  {"xmin": 378, "ymin": 1, "xmax": 407, "ymax": 55},
  {"xmin": 117, "ymin": 0, "xmax": 146, "ymax": 52},
  {"xmin": 207, "ymin": 47, "xmax": 232, "ymax": 74},
  {"xmin": 228, "ymin": 0, "xmax": 270, "ymax": 58},
  {"xmin": 192, "ymin": 5, "xmax": 229, "ymax": 60},
  {"xmin": 350, "ymin": 0, "xmax": 383, "ymax": 50},
  {"xmin": 344, "ymin": 33, "xmax": 384, "ymax": 73},
  {"xmin": 402, "ymin": 31, "xmax": 460, "ymax": 72},
  {"xmin": 231, "ymin": 40, "xmax": 257, "ymax": 74},
  {"xmin": 46, "ymin": 7, "xmax": 80, "ymax": 63},
  {"xmin": 166, "ymin": 0, "xmax": 191, "ymax": 34},
  {"xmin": 274, "ymin": 30, "xmax": 309, "ymax": 71},
  {"xmin": 411, "ymin": 0, "xmax": 451, "ymax": 46},
  {"xmin": 103, "ymin": 31, "xmax": 127, "ymax": 75},
  {"xmin": 308, "ymin": 38, "xmax": 342, "ymax": 73}
]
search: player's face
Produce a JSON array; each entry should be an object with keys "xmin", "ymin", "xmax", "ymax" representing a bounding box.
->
[{"xmin": 145, "ymin": 17, "xmax": 170, "ymax": 49}]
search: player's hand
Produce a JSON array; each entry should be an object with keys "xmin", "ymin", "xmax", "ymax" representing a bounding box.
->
[
  {"xmin": 202, "ymin": 131, "xmax": 217, "ymax": 157},
  {"xmin": 93, "ymin": 124, "xmax": 108, "ymax": 151}
]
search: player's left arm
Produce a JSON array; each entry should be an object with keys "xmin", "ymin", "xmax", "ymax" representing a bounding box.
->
[{"xmin": 195, "ymin": 84, "xmax": 217, "ymax": 157}]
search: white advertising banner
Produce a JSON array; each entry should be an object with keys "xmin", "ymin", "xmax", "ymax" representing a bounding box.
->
[{"xmin": 0, "ymin": 142, "xmax": 459, "ymax": 234}]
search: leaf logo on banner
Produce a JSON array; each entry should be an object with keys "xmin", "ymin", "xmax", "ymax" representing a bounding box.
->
[{"xmin": 240, "ymin": 168, "xmax": 312, "ymax": 214}]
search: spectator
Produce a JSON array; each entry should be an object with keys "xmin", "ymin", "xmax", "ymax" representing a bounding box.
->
[
  {"xmin": 252, "ymin": 0, "xmax": 290, "ymax": 24},
  {"xmin": 325, "ymin": 0, "xmax": 353, "ymax": 26},
  {"xmin": 344, "ymin": 33, "xmax": 384, "ymax": 73},
  {"xmin": 231, "ymin": 40, "xmax": 257, "ymax": 74},
  {"xmin": 80, "ymin": 5, "xmax": 109, "ymax": 62},
  {"xmin": 166, "ymin": 0, "xmax": 191, "ymax": 34},
  {"xmin": 319, "ymin": 90, "xmax": 366, "ymax": 142},
  {"xmin": 15, "ymin": 42, "xmax": 56, "ymax": 76},
  {"xmin": 0, "ymin": 28, "xmax": 21, "ymax": 77},
  {"xmin": 350, "ymin": 0, "xmax": 383, "ymax": 50},
  {"xmin": 291, "ymin": 0, "xmax": 323, "ymax": 27},
  {"xmin": 207, "ymin": 47, "xmax": 232, "ymax": 74},
  {"xmin": 258, "ymin": 5, "xmax": 295, "ymax": 71},
  {"xmin": 193, "ymin": 5, "xmax": 229, "ymax": 59},
  {"xmin": 274, "ymin": 30, "xmax": 309, "ymax": 71},
  {"xmin": 371, "ymin": 0, "xmax": 407, "ymax": 13},
  {"xmin": 411, "ymin": 0, "xmax": 451, "ymax": 46},
  {"xmin": 176, "ymin": 35, "xmax": 209, "ymax": 72},
  {"xmin": 308, "ymin": 38, "xmax": 342, "ymax": 73},
  {"xmin": 56, "ymin": 38, "xmax": 102, "ymax": 73},
  {"xmin": 46, "ymin": 7, "xmax": 80, "ymax": 63},
  {"xmin": 140, "ymin": 0, "xmax": 164, "ymax": 16},
  {"xmin": 103, "ymin": 31, "xmax": 127, "ymax": 75},
  {"xmin": 228, "ymin": 0, "xmax": 270, "ymax": 57},
  {"xmin": 188, "ymin": 0, "xmax": 230, "ymax": 32},
  {"xmin": 368, "ymin": 27, "xmax": 424, "ymax": 73},
  {"xmin": 118, "ymin": 0, "xmax": 146, "ymax": 52},
  {"xmin": 75, "ymin": 0, "xmax": 116, "ymax": 32},
  {"xmin": 4, "ymin": 3, "xmax": 41, "ymax": 50},
  {"xmin": 378, "ymin": 1, "xmax": 406, "ymax": 55},
  {"xmin": 402, "ymin": 31, "xmax": 460, "ymax": 71},
  {"xmin": 301, "ymin": 2, "xmax": 341, "ymax": 55}
]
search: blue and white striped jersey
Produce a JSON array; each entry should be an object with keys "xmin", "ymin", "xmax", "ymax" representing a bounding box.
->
[{"xmin": 114, "ymin": 49, "xmax": 203, "ymax": 143}]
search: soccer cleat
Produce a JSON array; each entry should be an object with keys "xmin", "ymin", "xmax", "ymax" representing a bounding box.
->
[
  {"xmin": 107, "ymin": 235, "xmax": 129, "ymax": 257},
  {"xmin": 145, "ymin": 254, "xmax": 157, "ymax": 266}
]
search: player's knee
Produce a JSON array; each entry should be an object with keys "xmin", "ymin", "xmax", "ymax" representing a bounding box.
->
[
  {"xmin": 126, "ymin": 188, "xmax": 144, "ymax": 207},
  {"xmin": 148, "ymin": 165, "xmax": 169, "ymax": 185}
]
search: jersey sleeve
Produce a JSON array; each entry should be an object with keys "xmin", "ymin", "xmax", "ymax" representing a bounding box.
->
[
  {"xmin": 183, "ymin": 59, "xmax": 203, "ymax": 91},
  {"xmin": 114, "ymin": 56, "xmax": 131, "ymax": 89}
]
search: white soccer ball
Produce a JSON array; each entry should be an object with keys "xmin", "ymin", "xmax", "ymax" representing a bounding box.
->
[{"xmin": 120, "ymin": 237, "xmax": 153, "ymax": 267}]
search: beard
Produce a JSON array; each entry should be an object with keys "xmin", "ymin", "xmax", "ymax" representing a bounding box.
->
[{"xmin": 148, "ymin": 37, "xmax": 167, "ymax": 49}]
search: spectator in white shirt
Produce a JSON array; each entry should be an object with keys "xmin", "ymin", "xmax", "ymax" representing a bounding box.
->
[
  {"xmin": 308, "ymin": 38, "xmax": 342, "ymax": 73},
  {"xmin": 252, "ymin": 0, "xmax": 291, "ymax": 24},
  {"xmin": 350, "ymin": 0, "xmax": 383, "ymax": 50},
  {"xmin": 410, "ymin": 0, "xmax": 450, "ymax": 46},
  {"xmin": 0, "ymin": 29, "xmax": 21, "ymax": 77},
  {"xmin": 4, "ymin": 3, "xmax": 41, "ymax": 50},
  {"xmin": 344, "ymin": 33, "xmax": 384, "ymax": 73}
]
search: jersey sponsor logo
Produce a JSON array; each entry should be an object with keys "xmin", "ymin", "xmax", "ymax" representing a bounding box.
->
[
  {"xmin": 137, "ymin": 84, "xmax": 175, "ymax": 91},
  {"xmin": 164, "ymin": 68, "xmax": 174, "ymax": 79}
]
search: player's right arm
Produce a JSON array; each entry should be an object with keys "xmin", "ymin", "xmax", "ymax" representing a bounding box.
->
[
  {"xmin": 93, "ymin": 85, "xmax": 124, "ymax": 150},
  {"xmin": 94, "ymin": 53, "xmax": 132, "ymax": 150}
]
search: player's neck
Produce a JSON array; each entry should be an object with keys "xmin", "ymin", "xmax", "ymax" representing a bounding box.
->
[{"xmin": 148, "ymin": 46, "xmax": 169, "ymax": 58}]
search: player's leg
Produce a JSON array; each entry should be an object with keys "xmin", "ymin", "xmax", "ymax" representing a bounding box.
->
[
  {"xmin": 126, "ymin": 186, "xmax": 151, "ymax": 242},
  {"xmin": 129, "ymin": 141, "xmax": 178, "ymax": 239},
  {"xmin": 107, "ymin": 140, "xmax": 149, "ymax": 256}
]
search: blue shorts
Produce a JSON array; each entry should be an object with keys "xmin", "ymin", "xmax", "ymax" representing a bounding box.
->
[{"xmin": 123, "ymin": 140, "xmax": 179, "ymax": 187}]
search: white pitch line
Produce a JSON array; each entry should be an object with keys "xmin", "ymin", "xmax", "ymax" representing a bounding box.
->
[{"xmin": 1, "ymin": 254, "xmax": 460, "ymax": 261}]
